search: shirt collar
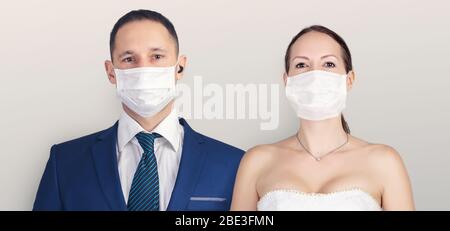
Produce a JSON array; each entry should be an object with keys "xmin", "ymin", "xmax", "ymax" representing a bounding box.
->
[{"xmin": 117, "ymin": 108, "xmax": 182, "ymax": 153}]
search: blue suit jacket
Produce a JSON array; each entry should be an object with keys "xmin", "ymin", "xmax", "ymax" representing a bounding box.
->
[{"xmin": 33, "ymin": 118, "xmax": 244, "ymax": 211}]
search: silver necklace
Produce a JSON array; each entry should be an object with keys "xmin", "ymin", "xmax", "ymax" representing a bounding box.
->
[{"xmin": 295, "ymin": 133, "xmax": 349, "ymax": 161}]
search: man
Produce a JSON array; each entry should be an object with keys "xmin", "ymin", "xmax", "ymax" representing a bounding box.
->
[{"xmin": 33, "ymin": 9, "xmax": 244, "ymax": 211}]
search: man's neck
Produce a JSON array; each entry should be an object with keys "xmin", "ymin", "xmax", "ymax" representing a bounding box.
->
[{"xmin": 123, "ymin": 102, "xmax": 174, "ymax": 132}]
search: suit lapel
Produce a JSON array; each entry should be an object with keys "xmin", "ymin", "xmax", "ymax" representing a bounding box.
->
[
  {"xmin": 91, "ymin": 122, "xmax": 127, "ymax": 211},
  {"xmin": 167, "ymin": 118, "xmax": 207, "ymax": 211}
]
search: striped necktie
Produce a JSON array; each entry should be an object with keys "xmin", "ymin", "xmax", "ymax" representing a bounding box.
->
[{"xmin": 127, "ymin": 132, "xmax": 161, "ymax": 211}]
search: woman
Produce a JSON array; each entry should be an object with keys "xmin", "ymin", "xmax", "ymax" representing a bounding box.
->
[{"xmin": 230, "ymin": 25, "xmax": 414, "ymax": 211}]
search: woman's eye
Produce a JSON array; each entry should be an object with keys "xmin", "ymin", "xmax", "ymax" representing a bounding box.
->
[
  {"xmin": 324, "ymin": 62, "xmax": 336, "ymax": 68},
  {"xmin": 295, "ymin": 63, "xmax": 307, "ymax": 69},
  {"xmin": 122, "ymin": 57, "xmax": 134, "ymax": 63}
]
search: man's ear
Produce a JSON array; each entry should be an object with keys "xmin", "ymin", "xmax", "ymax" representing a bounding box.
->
[
  {"xmin": 283, "ymin": 72, "xmax": 288, "ymax": 86},
  {"xmin": 346, "ymin": 70, "xmax": 356, "ymax": 91},
  {"xmin": 105, "ymin": 60, "xmax": 116, "ymax": 85},
  {"xmin": 175, "ymin": 55, "xmax": 187, "ymax": 81}
]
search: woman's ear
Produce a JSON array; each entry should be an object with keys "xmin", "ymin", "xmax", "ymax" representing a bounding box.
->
[
  {"xmin": 175, "ymin": 55, "xmax": 187, "ymax": 81},
  {"xmin": 105, "ymin": 60, "xmax": 117, "ymax": 85},
  {"xmin": 283, "ymin": 72, "xmax": 288, "ymax": 86},
  {"xmin": 346, "ymin": 70, "xmax": 356, "ymax": 91}
]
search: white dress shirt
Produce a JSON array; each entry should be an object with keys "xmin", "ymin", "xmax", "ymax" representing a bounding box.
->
[{"xmin": 116, "ymin": 108, "xmax": 184, "ymax": 211}]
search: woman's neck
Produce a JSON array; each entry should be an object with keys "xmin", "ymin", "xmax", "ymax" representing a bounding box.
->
[{"xmin": 297, "ymin": 116, "xmax": 348, "ymax": 157}]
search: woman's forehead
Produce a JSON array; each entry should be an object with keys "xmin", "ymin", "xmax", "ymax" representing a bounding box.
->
[{"xmin": 290, "ymin": 32, "xmax": 342, "ymax": 57}]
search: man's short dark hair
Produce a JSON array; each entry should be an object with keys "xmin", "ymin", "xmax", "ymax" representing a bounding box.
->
[{"xmin": 109, "ymin": 9, "xmax": 179, "ymax": 60}]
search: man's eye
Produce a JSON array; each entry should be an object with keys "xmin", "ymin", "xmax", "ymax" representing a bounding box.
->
[
  {"xmin": 122, "ymin": 57, "xmax": 133, "ymax": 63},
  {"xmin": 153, "ymin": 54, "xmax": 163, "ymax": 60},
  {"xmin": 324, "ymin": 62, "xmax": 336, "ymax": 68},
  {"xmin": 295, "ymin": 63, "xmax": 306, "ymax": 69}
]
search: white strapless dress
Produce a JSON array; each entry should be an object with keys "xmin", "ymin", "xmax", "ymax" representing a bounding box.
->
[{"xmin": 257, "ymin": 188, "xmax": 382, "ymax": 211}]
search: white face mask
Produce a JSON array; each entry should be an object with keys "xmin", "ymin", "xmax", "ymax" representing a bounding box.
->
[
  {"xmin": 285, "ymin": 70, "xmax": 348, "ymax": 121},
  {"xmin": 114, "ymin": 64, "xmax": 178, "ymax": 118}
]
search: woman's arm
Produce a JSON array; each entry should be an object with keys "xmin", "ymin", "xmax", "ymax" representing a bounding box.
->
[
  {"xmin": 230, "ymin": 147, "xmax": 266, "ymax": 211},
  {"xmin": 377, "ymin": 146, "xmax": 415, "ymax": 210}
]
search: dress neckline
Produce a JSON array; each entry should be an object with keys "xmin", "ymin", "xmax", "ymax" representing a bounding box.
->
[{"xmin": 258, "ymin": 187, "xmax": 381, "ymax": 209}]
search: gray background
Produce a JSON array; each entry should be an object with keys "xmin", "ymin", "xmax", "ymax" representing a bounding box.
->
[{"xmin": 0, "ymin": 0, "xmax": 449, "ymax": 210}]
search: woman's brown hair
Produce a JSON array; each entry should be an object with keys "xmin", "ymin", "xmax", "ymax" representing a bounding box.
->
[{"xmin": 285, "ymin": 25, "xmax": 352, "ymax": 134}]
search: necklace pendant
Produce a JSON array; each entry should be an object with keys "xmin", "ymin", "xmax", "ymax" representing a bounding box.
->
[{"xmin": 315, "ymin": 157, "xmax": 321, "ymax": 161}]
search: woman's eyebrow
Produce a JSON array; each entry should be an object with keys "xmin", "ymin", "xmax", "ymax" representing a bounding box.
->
[
  {"xmin": 321, "ymin": 54, "xmax": 338, "ymax": 59},
  {"xmin": 292, "ymin": 55, "xmax": 309, "ymax": 61}
]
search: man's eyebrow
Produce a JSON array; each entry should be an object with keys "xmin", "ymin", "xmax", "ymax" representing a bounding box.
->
[
  {"xmin": 148, "ymin": 47, "xmax": 167, "ymax": 53},
  {"xmin": 118, "ymin": 50, "xmax": 134, "ymax": 59},
  {"xmin": 117, "ymin": 47, "xmax": 168, "ymax": 59}
]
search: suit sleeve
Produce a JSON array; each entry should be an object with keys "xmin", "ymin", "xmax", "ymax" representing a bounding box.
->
[{"xmin": 33, "ymin": 145, "xmax": 63, "ymax": 211}]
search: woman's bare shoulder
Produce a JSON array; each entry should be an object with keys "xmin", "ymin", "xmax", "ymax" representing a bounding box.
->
[
  {"xmin": 351, "ymin": 136, "xmax": 406, "ymax": 173},
  {"xmin": 368, "ymin": 143, "xmax": 404, "ymax": 168},
  {"xmin": 243, "ymin": 144, "xmax": 282, "ymax": 162},
  {"xmin": 240, "ymin": 138, "xmax": 294, "ymax": 168},
  {"xmin": 350, "ymin": 136, "xmax": 400, "ymax": 155}
]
